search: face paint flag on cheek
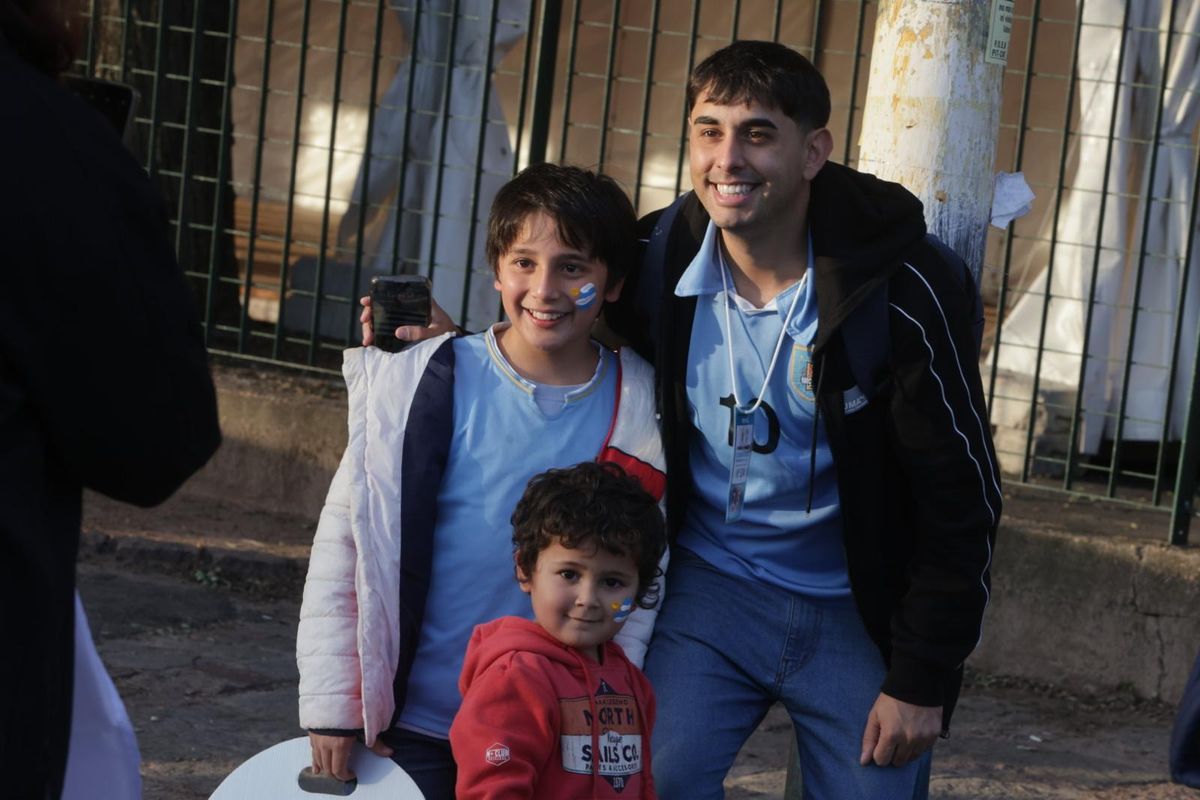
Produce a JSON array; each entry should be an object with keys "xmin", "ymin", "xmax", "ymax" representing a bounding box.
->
[
  {"xmin": 571, "ymin": 282, "xmax": 597, "ymax": 309},
  {"xmin": 611, "ymin": 598, "xmax": 633, "ymax": 623}
]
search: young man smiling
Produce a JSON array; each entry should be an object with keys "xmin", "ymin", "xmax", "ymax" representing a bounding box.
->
[{"xmin": 620, "ymin": 40, "xmax": 1002, "ymax": 798}]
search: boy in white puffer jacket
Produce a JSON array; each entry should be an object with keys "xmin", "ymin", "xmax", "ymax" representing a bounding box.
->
[{"xmin": 296, "ymin": 163, "xmax": 667, "ymax": 799}]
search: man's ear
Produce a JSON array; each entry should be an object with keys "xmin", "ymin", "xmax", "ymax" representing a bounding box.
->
[
  {"xmin": 804, "ymin": 127, "xmax": 834, "ymax": 180},
  {"xmin": 603, "ymin": 276, "xmax": 625, "ymax": 304}
]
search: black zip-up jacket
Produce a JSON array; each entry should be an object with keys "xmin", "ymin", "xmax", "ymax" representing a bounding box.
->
[{"xmin": 612, "ymin": 161, "xmax": 1002, "ymax": 729}]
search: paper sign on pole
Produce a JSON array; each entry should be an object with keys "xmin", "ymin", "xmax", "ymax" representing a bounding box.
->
[{"xmin": 986, "ymin": 0, "xmax": 1015, "ymax": 65}]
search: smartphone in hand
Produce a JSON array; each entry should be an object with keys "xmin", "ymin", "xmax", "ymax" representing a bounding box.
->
[{"xmin": 369, "ymin": 275, "xmax": 432, "ymax": 353}]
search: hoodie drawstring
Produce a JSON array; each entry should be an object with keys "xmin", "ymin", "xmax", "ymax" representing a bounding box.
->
[
  {"xmin": 578, "ymin": 655, "xmax": 601, "ymax": 798},
  {"xmin": 627, "ymin": 661, "xmax": 653, "ymax": 799},
  {"xmin": 806, "ymin": 351, "xmax": 825, "ymax": 515},
  {"xmin": 580, "ymin": 649, "xmax": 654, "ymax": 798}
]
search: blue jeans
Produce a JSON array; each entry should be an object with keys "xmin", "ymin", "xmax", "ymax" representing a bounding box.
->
[
  {"xmin": 644, "ymin": 548, "xmax": 931, "ymax": 800},
  {"xmin": 378, "ymin": 727, "xmax": 456, "ymax": 799}
]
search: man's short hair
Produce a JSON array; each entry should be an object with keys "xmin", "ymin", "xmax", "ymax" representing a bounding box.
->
[
  {"xmin": 687, "ymin": 40, "xmax": 831, "ymax": 131},
  {"xmin": 485, "ymin": 163, "xmax": 637, "ymax": 290},
  {"xmin": 511, "ymin": 461, "xmax": 666, "ymax": 609}
]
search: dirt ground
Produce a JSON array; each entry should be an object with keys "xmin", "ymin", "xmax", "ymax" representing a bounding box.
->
[{"xmin": 76, "ymin": 553, "xmax": 1195, "ymax": 800}]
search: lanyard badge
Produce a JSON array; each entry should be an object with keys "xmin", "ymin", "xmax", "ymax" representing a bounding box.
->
[
  {"xmin": 725, "ymin": 408, "xmax": 754, "ymax": 522},
  {"xmin": 717, "ymin": 234, "xmax": 811, "ymax": 526}
]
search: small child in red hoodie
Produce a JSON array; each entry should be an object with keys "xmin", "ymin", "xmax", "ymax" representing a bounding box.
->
[{"xmin": 450, "ymin": 461, "xmax": 667, "ymax": 799}]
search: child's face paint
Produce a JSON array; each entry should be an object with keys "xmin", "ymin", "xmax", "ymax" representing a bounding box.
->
[
  {"xmin": 518, "ymin": 540, "xmax": 639, "ymax": 662},
  {"xmin": 492, "ymin": 213, "xmax": 623, "ymax": 382},
  {"xmin": 610, "ymin": 598, "xmax": 634, "ymax": 623},
  {"xmin": 570, "ymin": 282, "xmax": 598, "ymax": 309}
]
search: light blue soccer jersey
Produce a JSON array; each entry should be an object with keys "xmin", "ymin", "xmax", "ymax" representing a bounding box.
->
[
  {"xmin": 397, "ymin": 327, "xmax": 618, "ymax": 738},
  {"xmin": 677, "ymin": 223, "xmax": 850, "ymax": 597}
]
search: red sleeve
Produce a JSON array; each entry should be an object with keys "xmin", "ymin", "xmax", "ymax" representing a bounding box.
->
[{"xmin": 449, "ymin": 655, "xmax": 561, "ymax": 799}]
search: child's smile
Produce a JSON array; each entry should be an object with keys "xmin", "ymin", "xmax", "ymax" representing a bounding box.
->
[
  {"xmin": 492, "ymin": 211, "xmax": 623, "ymax": 385},
  {"xmin": 518, "ymin": 539, "xmax": 640, "ymax": 662}
]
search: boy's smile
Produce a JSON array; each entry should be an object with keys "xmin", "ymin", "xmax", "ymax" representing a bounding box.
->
[
  {"xmin": 518, "ymin": 539, "xmax": 640, "ymax": 662},
  {"xmin": 493, "ymin": 211, "xmax": 622, "ymax": 385}
]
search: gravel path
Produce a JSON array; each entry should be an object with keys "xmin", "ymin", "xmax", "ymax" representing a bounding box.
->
[{"xmin": 77, "ymin": 561, "xmax": 1190, "ymax": 799}]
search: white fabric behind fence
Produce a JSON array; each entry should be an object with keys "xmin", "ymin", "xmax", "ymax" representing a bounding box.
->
[{"xmin": 990, "ymin": 0, "xmax": 1200, "ymax": 454}]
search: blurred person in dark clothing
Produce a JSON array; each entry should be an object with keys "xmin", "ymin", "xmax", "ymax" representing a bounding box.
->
[
  {"xmin": 1171, "ymin": 650, "xmax": 1200, "ymax": 788},
  {"xmin": 0, "ymin": 1, "xmax": 222, "ymax": 796}
]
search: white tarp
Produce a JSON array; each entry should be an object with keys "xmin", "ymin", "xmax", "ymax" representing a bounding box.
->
[
  {"xmin": 990, "ymin": 0, "xmax": 1200, "ymax": 454},
  {"xmin": 62, "ymin": 593, "xmax": 141, "ymax": 800},
  {"xmin": 337, "ymin": 0, "xmax": 531, "ymax": 332}
]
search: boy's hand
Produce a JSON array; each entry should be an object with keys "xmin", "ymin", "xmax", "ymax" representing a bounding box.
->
[
  {"xmin": 308, "ymin": 732, "xmax": 394, "ymax": 781},
  {"xmin": 359, "ymin": 294, "xmax": 458, "ymax": 347}
]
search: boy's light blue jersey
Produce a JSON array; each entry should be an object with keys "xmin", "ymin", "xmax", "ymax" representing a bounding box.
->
[
  {"xmin": 397, "ymin": 327, "xmax": 618, "ymax": 738},
  {"xmin": 677, "ymin": 223, "xmax": 850, "ymax": 598}
]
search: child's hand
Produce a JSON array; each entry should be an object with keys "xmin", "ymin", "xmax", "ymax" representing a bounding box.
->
[
  {"xmin": 309, "ymin": 732, "xmax": 355, "ymax": 781},
  {"xmin": 359, "ymin": 294, "xmax": 458, "ymax": 346},
  {"xmin": 307, "ymin": 732, "xmax": 394, "ymax": 781}
]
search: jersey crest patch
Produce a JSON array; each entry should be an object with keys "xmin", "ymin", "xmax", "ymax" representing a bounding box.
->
[{"xmin": 788, "ymin": 342, "xmax": 815, "ymax": 403}]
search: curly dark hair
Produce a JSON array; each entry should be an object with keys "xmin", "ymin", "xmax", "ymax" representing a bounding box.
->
[
  {"xmin": 485, "ymin": 162, "xmax": 637, "ymax": 291},
  {"xmin": 512, "ymin": 461, "xmax": 666, "ymax": 609}
]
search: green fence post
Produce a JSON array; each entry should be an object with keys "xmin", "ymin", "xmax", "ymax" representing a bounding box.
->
[
  {"xmin": 1172, "ymin": 353, "xmax": 1200, "ymax": 545},
  {"xmin": 527, "ymin": 0, "xmax": 563, "ymax": 166},
  {"xmin": 1169, "ymin": 130, "xmax": 1200, "ymax": 545}
]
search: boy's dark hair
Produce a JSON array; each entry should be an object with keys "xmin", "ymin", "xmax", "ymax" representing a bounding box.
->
[
  {"xmin": 687, "ymin": 40, "xmax": 831, "ymax": 131},
  {"xmin": 486, "ymin": 163, "xmax": 637, "ymax": 291},
  {"xmin": 512, "ymin": 461, "xmax": 666, "ymax": 609}
]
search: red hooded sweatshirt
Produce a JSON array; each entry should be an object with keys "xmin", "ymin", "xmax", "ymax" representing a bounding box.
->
[{"xmin": 450, "ymin": 617, "xmax": 657, "ymax": 799}]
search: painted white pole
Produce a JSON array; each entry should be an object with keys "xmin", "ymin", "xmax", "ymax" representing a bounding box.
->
[{"xmin": 857, "ymin": 0, "xmax": 1008, "ymax": 281}]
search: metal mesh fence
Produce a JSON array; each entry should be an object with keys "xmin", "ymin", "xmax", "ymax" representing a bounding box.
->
[{"xmin": 70, "ymin": 0, "xmax": 1200, "ymax": 540}]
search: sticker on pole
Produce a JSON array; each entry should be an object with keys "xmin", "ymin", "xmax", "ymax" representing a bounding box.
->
[{"xmin": 986, "ymin": 0, "xmax": 1015, "ymax": 65}]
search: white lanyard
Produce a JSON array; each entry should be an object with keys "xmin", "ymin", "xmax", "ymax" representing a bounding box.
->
[
  {"xmin": 717, "ymin": 240, "xmax": 809, "ymax": 412},
  {"xmin": 717, "ymin": 235, "xmax": 812, "ymax": 523}
]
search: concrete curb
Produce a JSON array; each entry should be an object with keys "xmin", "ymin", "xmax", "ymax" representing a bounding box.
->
[
  {"xmin": 972, "ymin": 523, "xmax": 1200, "ymax": 704},
  {"xmin": 189, "ymin": 362, "xmax": 349, "ymax": 520},
  {"xmin": 79, "ymin": 528, "xmax": 308, "ymax": 599}
]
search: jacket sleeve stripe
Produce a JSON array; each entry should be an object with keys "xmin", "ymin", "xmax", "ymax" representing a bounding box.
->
[
  {"xmin": 889, "ymin": 299, "xmax": 996, "ymax": 650},
  {"xmin": 901, "ymin": 262, "xmax": 1003, "ymax": 505},
  {"xmin": 889, "ymin": 302, "xmax": 998, "ymax": 527}
]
